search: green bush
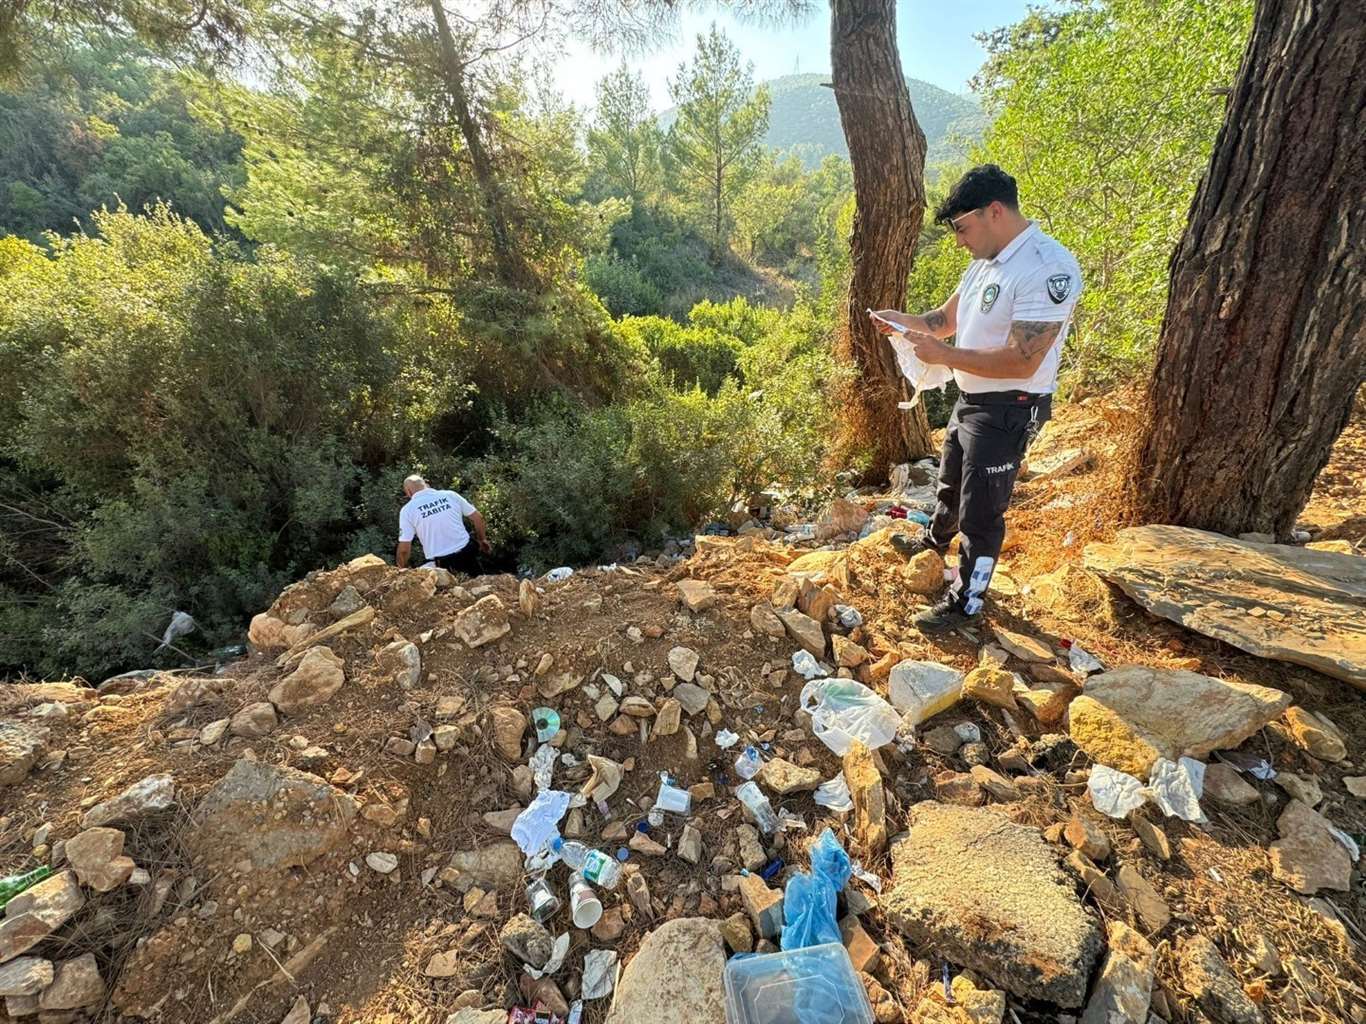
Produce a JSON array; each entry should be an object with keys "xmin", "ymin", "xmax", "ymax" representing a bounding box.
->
[
  {"xmin": 617, "ymin": 315, "xmax": 741, "ymax": 395},
  {"xmin": 583, "ymin": 252, "xmax": 664, "ymax": 317}
]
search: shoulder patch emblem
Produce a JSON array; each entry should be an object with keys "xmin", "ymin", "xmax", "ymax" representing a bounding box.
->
[
  {"xmin": 1047, "ymin": 274, "xmax": 1072, "ymax": 304},
  {"xmin": 980, "ymin": 283, "xmax": 1000, "ymax": 312}
]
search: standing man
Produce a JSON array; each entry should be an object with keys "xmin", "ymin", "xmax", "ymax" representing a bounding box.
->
[
  {"xmin": 396, "ymin": 474, "xmax": 492, "ymax": 576},
  {"xmin": 871, "ymin": 164, "xmax": 1082, "ymax": 632}
]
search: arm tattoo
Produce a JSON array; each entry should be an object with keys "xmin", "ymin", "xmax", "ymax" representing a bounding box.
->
[
  {"xmin": 922, "ymin": 309, "xmax": 947, "ymax": 332},
  {"xmin": 1009, "ymin": 320, "xmax": 1062, "ymax": 360}
]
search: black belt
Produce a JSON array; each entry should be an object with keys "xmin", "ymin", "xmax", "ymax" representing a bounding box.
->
[{"xmin": 960, "ymin": 390, "xmax": 1050, "ymax": 405}]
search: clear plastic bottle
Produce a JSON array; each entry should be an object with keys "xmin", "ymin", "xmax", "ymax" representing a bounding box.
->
[
  {"xmin": 550, "ymin": 838, "xmax": 623, "ymax": 889},
  {"xmin": 734, "ymin": 745, "xmax": 763, "ymax": 781},
  {"xmin": 735, "ymin": 781, "xmax": 780, "ymax": 833}
]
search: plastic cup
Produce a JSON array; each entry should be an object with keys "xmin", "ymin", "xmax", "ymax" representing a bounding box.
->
[{"xmin": 569, "ymin": 875, "xmax": 602, "ymax": 928}]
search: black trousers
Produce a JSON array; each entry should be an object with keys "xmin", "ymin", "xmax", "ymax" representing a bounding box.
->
[
  {"xmin": 430, "ymin": 543, "xmax": 481, "ymax": 577},
  {"xmin": 927, "ymin": 391, "xmax": 1051, "ymax": 614}
]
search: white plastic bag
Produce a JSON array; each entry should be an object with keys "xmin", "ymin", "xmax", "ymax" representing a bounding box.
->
[
  {"xmin": 1089, "ymin": 764, "xmax": 1147, "ymax": 818},
  {"xmin": 887, "ymin": 333, "xmax": 954, "ymax": 409},
  {"xmin": 813, "ymin": 772, "xmax": 854, "ymax": 813},
  {"xmin": 800, "ymin": 678, "xmax": 900, "ymax": 755},
  {"xmin": 511, "ymin": 790, "xmax": 572, "ymax": 857},
  {"xmin": 1148, "ymin": 757, "xmax": 1206, "ymax": 822}
]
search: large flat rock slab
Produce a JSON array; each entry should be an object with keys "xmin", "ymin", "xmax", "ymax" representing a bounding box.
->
[
  {"xmin": 1085, "ymin": 525, "xmax": 1366, "ymax": 688},
  {"xmin": 883, "ymin": 802, "xmax": 1103, "ymax": 1008}
]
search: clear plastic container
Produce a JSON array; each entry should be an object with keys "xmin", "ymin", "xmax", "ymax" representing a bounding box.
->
[
  {"xmin": 724, "ymin": 942, "xmax": 874, "ymax": 1024},
  {"xmin": 735, "ymin": 781, "xmax": 779, "ymax": 833},
  {"xmin": 735, "ymin": 746, "xmax": 763, "ymax": 780}
]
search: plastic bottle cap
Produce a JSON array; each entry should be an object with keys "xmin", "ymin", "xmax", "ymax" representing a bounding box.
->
[
  {"xmin": 615, "ymin": 848, "xmax": 629, "ymax": 861},
  {"xmin": 550, "ymin": 837, "xmax": 564, "ymax": 852}
]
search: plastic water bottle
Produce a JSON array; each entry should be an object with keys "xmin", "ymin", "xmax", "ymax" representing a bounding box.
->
[
  {"xmin": 734, "ymin": 746, "xmax": 763, "ymax": 781},
  {"xmin": 550, "ymin": 838, "xmax": 622, "ymax": 890},
  {"xmin": 736, "ymin": 781, "xmax": 780, "ymax": 833}
]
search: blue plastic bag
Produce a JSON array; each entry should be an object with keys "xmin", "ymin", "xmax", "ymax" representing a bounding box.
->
[{"xmin": 780, "ymin": 828, "xmax": 852, "ymax": 951}]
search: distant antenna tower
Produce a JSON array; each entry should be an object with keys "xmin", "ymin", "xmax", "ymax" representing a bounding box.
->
[{"xmin": 794, "ymin": 56, "xmax": 800, "ymax": 74}]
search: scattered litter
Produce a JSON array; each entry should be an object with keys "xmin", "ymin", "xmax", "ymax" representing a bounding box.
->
[
  {"xmin": 1067, "ymin": 643, "xmax": 1104, "ymax": 674},
  {"xmin": 1328, "ymin": 824, "xmax": 1361, "ymax": 862},
  {"xmin": 777, "ymin": 811, "xmax": 809, "ymax": 832},
  {"xmin": 835, "ymin": 605, "xmax": 863, "ymax": 629},
  {"xmin": 530, "ymin": 745, "xmax": 559, "ymax": 791},
  {"xmin": 888, "ymin": 660, "xmax": 963, "ymax": 727},
  {"xmin": 1148, "ymin": 757, "xmax": 1206, "ymax": 823},
  {"xmin": 156, "ymin": 610, "xmax": 196, "ymax": 650},
  {"xmin": 1220, "ymin": 750, "xmax": 1276, "ymax": 780},
  {"xmin": 734, "ymin": 745, "xmax": 763, "ymax": 780},
  {"xmin": 544, "ymin": 567, "xmax": 574, "ymax": 583},
  {"xmin": 1062, "ymin": 530, "xmax": 1075, "ymax": 547},
  {"xmin": 800, "ymin": 678, "xmax": 900, "ymax": 756},
  {"xmin": 1208, "ymin": 866, "xmax": 1224, "ymax": 883},
  {"xmin": 532, "ymin": 707, "xmax": 561, "ymax": 743},
  {"xmin": 569, "ymin": 876, "xmax": 603, "ymax": 928},
  {"xmin": 780, "ymin": 828, "xmax": 852, "ymax": 950},
  {"xmin": 654, "ymin": 775, "xmax": 692, "ymax": 816},
  {"xmin": 1089, "ymin": 764, "xmax": 1148, "ymax": 818},
  {"xmin": 525, "ymin": 876, "xmax": 561, "ymax": 923},
  {"xmin": 736, "ymin": 781, "xmax": 780, "ymax": 833},
  {"xmin": 581, "ymin": 949, "xmax": 618, "ymax": 1000},
  {"xmin": 791, "ymin": 650, "xmax": 831, "ymax": 680},
  {"xmin": 580, "ymin": 755, "xmax": 623, "ymax": 804},
  {"xmin": 786, "ymin": 523, "xmax": 817, "ymax": 540},
  {"xmin": 813, "ymin": 772, "xmax": 853, "ymax": 813},
  {"xmin": 760, "ymin": 858, "xmax": 785, "ymax": 882},
  {"xmin": 886, "ymin": 329, "xmax": 953, "ymax": 410},
  {"xmin": 849, "ymin": 861, "xmax": 883, "ymax": 893},
  {"xmin": 714, "ymin": 729, "xmax": 740, "ymax": 750},
  {"xmin": 511, "ymin": 790, "xmax": 573, "ymax": 857},
  {"xmin": 525, "ymin": 932, "xmax": 571, "ymax": 979}
]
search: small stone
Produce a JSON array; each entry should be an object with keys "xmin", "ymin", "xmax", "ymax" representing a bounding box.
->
[
  {"xmin": 384, "ymin": 736, "xmax": 416, "ymax": 757},
  {"xmin": 269, "ymin": 646, "xmax": 345, "ymax": 714},
  {"xmin": 721, "ymin": 912, "xmax": 753, "ymax": 953},
  {"xmin": 678, "ymin": 824, "xmax": 703, "ymax": 865},
  {"xmin": 840, "ymin": 916, "xmax": 879, "ymax": 973},
  {"xmin": 232, "ymin": 932, "xmax": 253, "ymax": 955},
  {"xmin": 451, "ymin": 594, "xmax": 511, "ymax": 648},
  {"xmin": 375, "ymin": 639, "xmax": 421, "ymax": 690},
  {"xmin": 668, "ymin": 646, "xmax": 700, "ymax": 682},
  {"xmin": 673, "ymin": 683, "xmax": 710, "ymax": 716},
  {"xmin": 994, "ymin": 628, "xmax": 1054, "ymax": 663},
  {"xmin": 1128, "ymin": 813, "xmax": 1170, "ymax": 861},
  {"xmin": 777, "ymin": 607, "xmax": 826, "ymax": 658},
  {"xmin": 969, "ymin": 765, "xmax": 1021, "ymax": 802},
  {"xmin": 923, "ymin": 725, "xmax": 964, "ymax": 756},
  {"xmin": 425, "ymin": 949, "xmax": 461, "ymax": 978},
  {"xmin": 1279, "ymin": 706, "xmax": 1346, "ymax": 762},
  {"xmin": 677, "ymin": 580, "xmax": 718, "ymax": 612},
  {"xmin": 750, "ymin": 603, "xmax": 787, "ymax": 637},
  {"xmin": 1276, "ymin": 771, "xmax": 1323, "ymax": 808},
  {"xmin": 1343, "ymin": 775, "xmax": 1366, "ymax": 798},
  {"xmin": 482, "ymin": 806, "xmax": 523, "ymax": 834},
  {"xmin": 229, "ymin": 701, "xmax": 278, "ymax": 738},
  {"xmin": 0, "ymin": 958, "xmax": 53, "ymax": 998},
  {"xmin": 737, "ymin": 825, "xmax": 767, "ymax": 872},
  {"xmin": 1203, "ymin": 763, "xmax": 1260, "ymax": 805},
  {"xmin": 961, "ymin": 667, "xmax": 1018, "ymax": 710},
  {"xmin": 591, "ymin": 906, "xmax": 626, "ymax": 942},
  {"xmin": 499, "ymin": 913, "xmax": 553, "ymax": 969},
  {"xmin": 759, "ymin": 757, "xmax": 820, "ymax": 795},
  {"xmin": 626, "ymin": 870, "xmax": 652, "ymax": 918},
  {"xmin": 961, "ymin": 741, "xmax": 991, "ymax": 767},
  {"xmin": 1245, "ymin": 931, "xmax": 1281, "ymax": 977},
  {"xmin": 845, "ymin": 740, "xmax": 887, "ymax": 854},
  {"xmin": 1064, "ymin": 814, "xmax": 1111, "ymax": 861},
  {"xmin": 1269, "ymin": 799, "xmax": 1352, "ymax": 894},
  {"xmin": 366, "ymin": 851, "xmax": 399, "ymax": 874},
  {"xmin": 65, "ymin": 827, "xmax": 135, "ymax": 892},
  {"xmin": 629, "ymin": 831, "xmax": 667, "ymax": 857},
  {"xmin": 488, "ymin": 706, "xmax": 526, "ymax": 761},
  {"xmin": 833, "ymin": 635, "xmax": 870, "ymax": 667},
  {"xmin": 1115, "ymin": 864, "xmax": 1170, "ymax": 934},
  {"xmin": 199, "ymin": 718, "xmax": 230, "ymax": 746},
  {"xmin": 739, "ymin": 873, "xmax": 784, "ymax": 939},
  {"xmin": 1080, "ymin": 920, "xmax": 1154, "ymax": 1024},
  {"xmin": 1179, "ymin": 934, "xmax": 1262, "ymax": 1024},
  {"xmin": 652, "ymin": 699, "xmax": 682, "ymax": 738},
  {"xmin": 933, "ymin": 770, "xmax": 984, "ymax": 806}
]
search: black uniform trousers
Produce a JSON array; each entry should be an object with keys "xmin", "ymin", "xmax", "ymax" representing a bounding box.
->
[{"xmin": 927, "ymin": 390, "xmax": 1051, "ymax": 614}]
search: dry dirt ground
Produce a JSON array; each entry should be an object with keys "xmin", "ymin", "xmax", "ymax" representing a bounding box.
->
[{"xmin": 2, "ymin": 395, "xmax": 1363, "ymax": 1024}]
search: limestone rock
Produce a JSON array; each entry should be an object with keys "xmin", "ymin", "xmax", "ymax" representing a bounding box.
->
[
  {"xmin": 1203, "ymin": 763, "xmax": 1259, "ymax": 805},
  {"xmin": 736, "ymin": 825, "xmax": 766, "ymax": 873},
  {"xmin": 1, "ymin": 871, "xmax": 84, "ymax": 965},
  {"xmin": 1015, "ymin": 681, "xmax": 1077, "ymax": 726},
  {"xmin": 452, "ymin": 595, "xmax": 511, "ymax": 648},
  {"xmin": 488, "ymin": 706, "xmax": 526, "ymax": 761},
  {"xmin": 1067, "ymin": 666, "xmax": 1291, "ymax": 776},
  {"xmin": 1128, "ymin": 813, "xmax": 1170, "ymax": 861},
  {"xmin": 499, "ymin": 913, "xmax": 552, "ymax": 969},
  {"xmin": 652, "ymin": 699, "xmax": 682, "ymax": 738},
  {"xmin": 65, "ymin": 828, "xmax": 135, "ymax": 892},
  {"xmin": 1268, "ymin": 799, "xmax": 1352, "ymax": 894},
  {"xmin": 604, "ymin": 918, "xmax": 726, "ymax": 1024},
  {"xmin": 721, "ymin": 912, "xmax": 752, "ymax": 953},
  {"xmin": 248, "ymin": 613, "xmax": 290, "ymax": 650},
  {"xmin": 750, "ymin": 603, "xmax": 787, "ymax": 638},
  {"xmin": 677, "ymin": 580, "xmax": 718, "ymax": 612},
  {"xmin": 668, "ymin": 646, "xmax": 700, "ymax": 682},
  {"xmin": 900, "ymin": 549, "xmax": 944, "ymax": 595},
  {"xmin": 677, "ymin": 824, "xmax": 703, "ymax": 865},
  {"xmin": 845, "ymin": 740, "xmax": 887, "ymax": 854},
  {"xmin": 0, "ymin": 722, "xmax": 49, "ymax": 787},
  {"xmin": 993, "ymin": 628, "xmax": 1054, "ymax": 663},
  {"xmin": 961, "ymin": 667, "xmax": 1018, "ymax": 710},
  {"xmin": 1085, "ymin": 525, "xmax": 1366, "ymax": 688},
  {"xmin": 739, "ymin": 873, "xmax": 784, "ymax": 938},
  {"xmin": 912, "ymin": 976, "xmax": 1005, "ymax": 1024},
  {"xmin": 518, "ymin": 579, "xmax": 540, "ymax": 618},
  {"xmin": 187, "ymin": 759, "xmax": 355, "ymax": 870},
  {"xmin": 1179, "ymin": 934, "xmax": 1262, "ymax": 1024},
  {"xmin": 778, "ymin": 607, "xmax": 826, "ymax": 658},
  {"xmin": 376, "ymin": 640, "xmax": 421, "ymax": 690},
  {"xmin": 883, "ymin": 802, "xmax": 1104, "ymax": 1007},
  {"xmin": 673, "ymin": 683, "xmax": 710, "ymax": 716},
  {"xmin": 933, "ymin": 770, "xmax": 985, "ymax": 806},
  {"xmin": 1081, "ymin": 920, "xmax": 1154, "ymax": 1024},
  {"xmin": 1278, "ymin": 706, "xmax": 1347, "ymax": 762},
  {"xmin": 833, "ymin": 635, "xmax": 870, "ymax": 667},
  {"xmin": 1115, "ymin": 864, "xmax": 1170, "ymax": 934},
  {"xmin": 1064, "ymin": 814, "xmax": 1111, "ymax": 861},
  {"xmin": 443, "ymin": 842, "xmax": 523, "ymax": 893},
  {"xmin": 1276, "ymin": 771, "xmax": 1323, "ymax": 808},
  {"xmin": 0, "ymin": 958, "xmax": 53, "ymax": 998},
  {"xmin": 816, "ymin": 497, "xmax": 868, "ymax": 540},
  {"xmin": 269, "ymin": 646, "xmax": 345, "ymax": 713},
  {"xmin": 759, "ymin": 757, "xmax": 820, "ymax": 795},
  {"xmin": 82, "ymin": 774, "xmax": 176, "ymax": 828},
  {"xmin": 230, "ymin": 700, "xmax": 279, "ymax": 738},
  {"xmin": 969, "ymin": 765, "xmax": 1021, "ymax": 803},
  {"xmin": 840, "ymin": 916, "xmax": 879, "ymax": 973},
  {"xmin": 39, "ymin": 954, "xmax": 104, "ymax": 1010}
]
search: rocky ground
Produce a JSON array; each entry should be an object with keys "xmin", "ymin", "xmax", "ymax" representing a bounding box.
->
[{"xmin": 1, "ymin": 396, "xmax": 1363, "ymax": 1024}]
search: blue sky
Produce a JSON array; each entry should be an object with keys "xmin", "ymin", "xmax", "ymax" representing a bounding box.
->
[{"xmin": 546, "ymin": 1, "xmax": 1037, "ymax": 113}]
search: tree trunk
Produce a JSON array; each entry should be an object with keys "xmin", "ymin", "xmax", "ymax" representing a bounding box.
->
[
  {"xmin": 430, "ymin": 1, "xmax": 531, "ymax": 288},
  {"xmin": 830, "ymin": 0, "xmax": 934, "ymax": 478},
  {"xmin": 1131, "ymin": 0, "xmax": 1365, "ymax": 537}
]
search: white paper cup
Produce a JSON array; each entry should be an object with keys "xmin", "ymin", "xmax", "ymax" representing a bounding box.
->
[{"xmin": 569, "ymin": 875, "xmax": 602, "ymax": 928}]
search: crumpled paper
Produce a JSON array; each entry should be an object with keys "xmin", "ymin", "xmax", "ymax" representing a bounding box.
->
[
  {"xmin": 813, "ymin": 772, "xmax": 853, "ymax": 813},
  {"xmin": 511, "ymin": 790, "xmax": 572, "ymax": 856},
  {"xmin": 530, "ymin": 745, "xmax": 559, "ymax": 791},
  {"xmin": 581, "ymin": 949, "xmax": 618, "ymax": 1000},
  {"xmin": 1148, "ymin": 757, "xmax": 1206, "ymax": 822},
  {"xmin": 714, "ymin": 728, "xmax": 740, "ymax": 749},
  {"xmin": 580, "ymin": 755, "xmax": 623, "ymax": 804},
  {"xmin": 1089, "ymin": 764, "xmax": 1148, "ymax": 818}
]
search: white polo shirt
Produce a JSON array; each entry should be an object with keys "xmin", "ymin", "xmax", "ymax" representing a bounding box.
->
[
  {"xmin": 952, "ymin": 221, "xmax": 1082, "ymax": 395},
  {"xmin": 398, "ymin": 488, "xmax": 476, "ymax": 559}
]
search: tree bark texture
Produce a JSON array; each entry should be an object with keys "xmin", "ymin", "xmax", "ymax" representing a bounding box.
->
[
  {"xmin": 431, "ymin": 1, "xmax": 531, "ymax": 288},
  {"xmin": 830, "ymin": 0, "xmax": 934, "ymax": 476},
  {"xmin": 1132, "ymin": 0, "xmax": 1365, "ymax": 537}
]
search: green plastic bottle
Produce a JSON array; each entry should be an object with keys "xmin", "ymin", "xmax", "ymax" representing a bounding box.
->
[{"xmin": 0, "ymin": 866, "xmax": 53, "ymax": 910}]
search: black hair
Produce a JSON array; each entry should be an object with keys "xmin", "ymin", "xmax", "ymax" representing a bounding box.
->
[{"xmin": 934, "ymin": 164, "xmax": 1020, "ymax": 225}]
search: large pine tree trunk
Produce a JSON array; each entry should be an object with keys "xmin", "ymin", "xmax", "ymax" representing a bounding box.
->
[
  {"xmin": 430, "ymin": 1, "xmax": 531, "ymax": 288},
  {"xmin": 830, "ymin": 0, "xmax": 935, "ymax": 477},
  {"xmin": 1132, "ymin": 0, "xmax": 1365, "ymax": 536}
]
